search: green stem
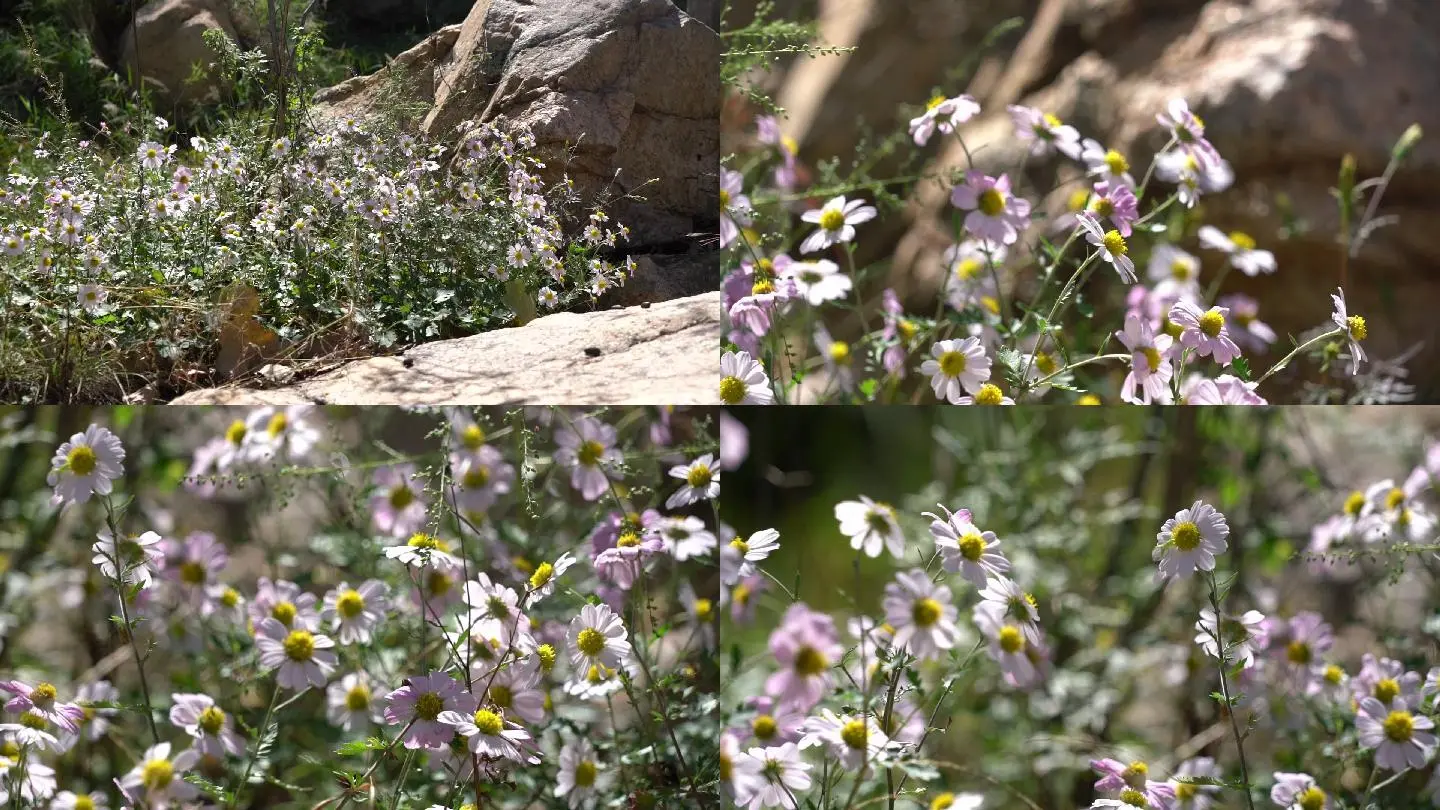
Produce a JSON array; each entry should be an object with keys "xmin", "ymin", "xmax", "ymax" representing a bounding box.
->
[
  {"xmin": 1253, "ymin": 327, "xmax": 1345, "ymax": 387},
  {"xmin": 230, "ymin": 679, "xmax": 283, "ymax": 810}
]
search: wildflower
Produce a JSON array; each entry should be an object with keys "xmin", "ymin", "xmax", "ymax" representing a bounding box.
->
[
  {"xmin": 51, "ymin": 791, "xmax": 109, "ymax": 810},
  {"xmin": 1352, "ymin": 653, "xmax": 1422, "ymax": 708},
  {"xmin": 928, "ymin": 794, "xmax": 984, "ymax": 810},
  {"xmin": 764, "ymin": 604, "xmax": 842, "ymax": 711},
  {"xmin": 538, "ymin": 287, "xmax": 559, "ymax": 307},
  {"xmin": 1008, "ymin": 105, "xmax": 1082, "ymax": 159},
  {"xmin": 1198, "ymin": 226, "xmax": 1276, "ymax": 276},
  {"xmin": 244, "ymin": 405, "xmax": 321, "ymax": 463},
  {"xmin": 721, "ymin": 169, "xmax": 754, "ymax": 248},
  {"xmin": 91, "ymin": 529, "xmax": 164, "ymax": 589},
  {"xmin": 1153, "ymin": 501, "xmax": 1229, "ymax": 581},
  {"xmin": 1168, "ymin": 300, "xmax": 1242, "ymax": 365},
  {"xmin": 326, "ymin": 672, "xmax": 381, "ymax": 732},
  {"xmin": 321, "ymin": 580, "xmax": 389, "ymax": 644},
  {"xmin": 47, "ymin": 424, "xmax": 125, "ymax": 506},
  {"xmin": 927, "ymin": 504, "xmax": 1010, "ymax": 586},
  {"xmin": 569, "ymin": 602, "xmax": 632, "ymax": 672},
  {"xmin": 370, "ymin": 464, "xmax": 428, "ymax": 538},
  {"xmin": 74, "ymin": 680, "xmax": 119, "ymax": 741},
  {"xmin": 438, "ymin": 705, "xmax": 532, "ymax": 762},
  {"xmin": 554, "ymin": 415, "xmax": 622, "ymax": 501},
  {"xmin": 136, "ymin": 141, "xmax": 173, "ymax": 170},
  {"xmin": 921, "ymin": 337, "xmax": 992, "ymax": 403},
  {"xmin": 168, "ymin": 693, "xmax": 245, "ymax": 758},
  {"xmin": 782, "ymin": 259, "xmax": 852, "ymax": 305},
  {"xmin": 384, "ymin": 671, "xmax": 476, "ymax": 750},
  {"xmin": 163, "ymin": 530, "xmax": 228, "ymax": 605},
  {"xmin": 978, "ymin": 576, "xmax": 1041, "ymax": 642},
  {"xmin": 909, "ymin": 93, "xmax": 981, "ymax": 146},
  {"xmin": 1182, "ymin": 374, "xmax": 1266, "ymax": 405},
  {"xmin": 555, "ymin": 737, "xmax": 612, "ymax": 809},
  {"xmin": 1077, "ymin": 212, "xmax": 1137, "ymax": 283},
  {"xmin": 0, "ymin": 681, "xmax": 83, "ymax": 733},
  {"xmin": 732, "ymin": 743, "xmax": 812, "ymax": 809},
  {"xmin": 725, "ymin": 528, "xmax": 781, "ymax": 584},
  {"xmin": 801, "ymin": 709, "xmax": 889, "ymax": 770},
  {"xmin": 813, "ymin": 325, "xmax": 857, "ymax": 393},
  {"xmin": 1156, "ymin": 99, "xmax": 1223, "ymax": 168},
  {"xmin": 941, "ymin": 239, "xmax": 1005, "ymax": 312},
  {"xmin": 1116, "ymin": 313, "xmax": 1175, "ymax": 405},
  {"xmin": 654, "ymin": 516, "xmax": 718, "ymax": 561},
  {"xmin": 1080, "ymin": 139, "xmax": 1137, "ymax": 188},
  {"xmin": 1270, "ymin": 772, "xmax": 1329, "ymax": 809},
  {"xmin": 666, "ymin": 454, "xmax": 720, "ymax": 509},
  {"xmin": 118, "ymin": 742, "xmax": 198, "ymax": 807},
  {"xmin": 950, "ymin": 171, "xmax": 1031, "ymax": 245},
  {"xmin": 1219, "ymin": 293, "xmax": 1277, "ymax": 352},
  {"xmin": 973, "ymin": 601, "xmax": 1040, "ymax": 688},
  {"xmin": 1154, "ymin": 149, "xmax": 1233, "ymax": 207},
  {"xmin": 1330, "ymin": 287, "xmax": 1368, "ymax": 374},
  {"xmin": 799, "ymin": 195, "xmax": 877, "ymax": 254},
  {"xmin": 254, "ymin": 617, "xmax": 337, "ymax": 691},
  {"xmin": 883, "ymin": 568, "xmax": 959, "ymax": 660},
  {"xmin": 1088, "ymin": 180, "xmax": 1140, "ymax": 237},
  {"xmin": 834, "ymin": 496, "xmax": 905, "ymax": 558},
  {"xmin": 958, "ymin": 383, "xmax": 1014, "ymax": 405},
  {"xmin": 248, "ymin": 577, "xmax": 321, "ymax": 631},
  {"xmin": 1194, "ymin": 607, "xmax": 1267, "ymax": 668},
  {"xmin": 721, "ymin": 350, "xmax": 776, "ymax": 405},
  {"xmin": 448, "ymin": 446, "xmax": 515, "ymax": 515},
  {"xmin": 1169, "ymin": 757, "xmax": 1221, "ymax": 809}
]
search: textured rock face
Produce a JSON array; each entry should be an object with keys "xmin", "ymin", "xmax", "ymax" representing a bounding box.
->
[
  {"xmin": 119, "ymin": 0, "xmax": 238, "ymax": 105},
  {"xmin": 170, "ymin": 292, "xmax": 720, "ymax": 405},
  {"xmin": 767, "ymin": 0, "xmax": 1440, "ymax": 397},
  {"xmin": 313, "ymin": 0, "xmax": 719, "ymax": 252}
]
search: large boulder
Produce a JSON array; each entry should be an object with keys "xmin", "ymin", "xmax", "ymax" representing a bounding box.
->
[
  {"xmin": 118, "ymin": 0, "xmax": 238, "ymax": 105},
  {"xmin": 169, "ymin": 292, "xmax": 720, "ymax": 405},
  {"xmin": 313, "ymin": 0, "xmax": 719, "ymax": 252}
]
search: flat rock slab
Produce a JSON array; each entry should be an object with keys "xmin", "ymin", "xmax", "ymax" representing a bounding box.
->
[{"xmin": 171, "ymin": 292, "xmax": 719, "ymax": 405}]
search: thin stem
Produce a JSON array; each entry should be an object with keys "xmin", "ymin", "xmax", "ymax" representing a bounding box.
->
[
  {"xmin": 1253, "ymin": 327, "xmax": 1345, "ymax": 386},
  {"xmin": 1206, "ymin": 571, "xmax": 1256, "ymax": 810},
  {"xmin": 387, "ymin": 746, "xmax": 418, "ymax": 810},
  {"xmin": 1021, "ymin": 251, "xmax": 1101, "ymax": 390},
  {"xmin": 230, "ymin": 679, "xmax": 283, "ymax": 810},
  {"xmin": 100, "ymin": 497, "xmax": 160, "ymax": 746},
  {"xmin": 334, "ymin": 719, "xmax": 415, "ymax": 810}
]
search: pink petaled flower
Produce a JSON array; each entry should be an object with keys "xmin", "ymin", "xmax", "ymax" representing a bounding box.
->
[
  {"xmin": 554, "ymin": 415, "xmax": 622, "ymax": 501},
  {"xmin": 1351, "ymin": 653, "xmax": 1422, "ymax": 709},
  {"xmin": 909, "ymin": 93, "xmax": 981, "ymax": 146},
  {"xmin": 1357, "ymin": 696, "xmax": 1437, "ymax": 771},
  {"xmin": 248, "ymin": 577, "xmax": 320, "ymax": 631},
  {"xmin": 764, "ymin": 603, "xmax": 843, "ymax": 712},
  {"xmin": 1088, "ymin": 179, "xmax": 1139, "ymax": 237},
  {"xmin": 720, "ymin": 169, "xmax": 753, "ymax": 249},
  {"xmin": 0, "ymin": 680, "xmax": 84, "ymax": 733},
  {"xmin": 925, "ymin": 503, "xmax": 1009, "ymax": 587},
  {"xmin": 437, "ymin": 706, "xmax": 534, "ymax": 763},
  {"xmin": 593, "ymin": 531, "xmax": 665, "ymax": 589},
  {"xmin": 1077, "ymin": 212, "xmax": 1137, "ymax": 283},
  {"xmin": 1168, "ymin": 300, "xmax": 1242, "ymax": 365},
  {"xmin": 1182, "ymin": 374, "xmax": 1266, "ymax": 405},
  {"xmin": 1090, "ymin": 757, "xmax": 1177, "ymax": 809},
  {"xmin": 320, "ymin": 580, "xmax": 390, "ymax": 645},
  {"xmin": 254, "ymin": 617, "xmax": 336, "ymax": 691},
  {"xmin": 446, "ymin": 445, "xmax": 515, "ymax": 517},
  {"xmin": 1271, "ymin": 772, "xmax": 1330, "ymax": 809},
  {"xmin": 974, "ymin": 601, "xmax": 1041, "ymax": 689},
  {"xmin": 1156, "ymin": 98, "xmax": 1223, "ymax": 168},
  {"xmin": 1116, "ymin": 313, "xmax": 1174, "ymax": 405},
  {"xmin": 169, "ymin": 693, "xmax": 245, "ymax": 758},
  {"xmin": 950, "ymin": 171, "xmax": 1030, "ymax": 246},
  {"xmin": 370, "ymin": 463, "xmax": 428, "ymax": 538},
  {"xmin": 799, "ymin": 195, "xmax": 877, "ymax": 254},
  {"xmin": 1008, "ymin": 105, "xmax": 1082, "ymax": 159},
  {"xmin": 162, "ymin": 531, "xmax": 228, "ymax": 607},
  {"xmin": 384, "ymin": 670, "xmax": 476, "ymax": 750}
]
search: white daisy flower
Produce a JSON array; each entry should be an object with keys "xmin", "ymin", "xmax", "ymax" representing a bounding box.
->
[
  {"xmin": 781, "ymin": 259, "xmax": 852, "ymax": 305},
  {"xmin": 118, "ymin": 742, "xmax": 198, "ymax": 807},
  {"xmin": 725, "ymin": 528, "xmax": 781, "ymax": 584},
  {"xmin": 1194, "ymin": 607, "xmax": 1267, "ymax": 668},
  {"xmin": 383, "ymin": 533, "xmax": 461, "ymax": 570},
  {"xmin": 721, "ymin": 350, "xmax": 776, "ymax": 405},
  {"xmin": 525, "ymin": 551, "xmax": 577, "ymax": 602},
  {"xmin": 254, "ymin": 617, "xmax": 338, "ymax": 691},
  {"xmin": 834, "ymin": 496, "xmax": 905, "ymax": 558},
  {"xmin": 168, "ymin": 693, "xmax": 245, "ymax": 758},
  {"xmin": 1153, "ymin": 501, "xmax": 1229, "ymax": 581},
  {"xmin": 91, "ymin": 530, "xmax": 164, "ymax": 588},
  {"xmin": 883, "ymin": 568, "xmax": 959, "ymax": 660},
  {"xmin": 1357, "ymin": 696, "xmax": 1437, "ymax": 772},
  {"xmin": 1330, "ymin": 287, "xmax": 1367, "ymax": 375},
  {"xmin": 926, "ymin": 504, "xmax": 1009, "ymax": 587},
  {"xmin": 554, "ymin": 415, "xmax": 622, "ymax": 502},
  {"xmin": 800, "ymin": 709, "xmax": 889, "ymax": 770},
  {"xmin": 666, "ymin": 454, "xmax": 720, "ymax": 509},
  {"xmin": 732, "ymin": 743, "xmax": 812, "ymax": 809},
  {"xmin": 325, "ymin": 672, "xmax": 382, "ymax": 732},
  {"xmin": 1077, "ymin": 212, "xmax": 1136, "ymax": 283},
  {"xmin": 568, "ymin": 603, "xmax": 632, "ymax": 672},
  {"xmin": 320, "ymin": 580, "xmax": 390, "ymax": 645},
  {"xmin": 47, "ymin": 424, "xmax": 125, "ymax": 506},
  {"xmin": 555, "ymin": 737, "xmax": 612, "ymax": 809},
  {"xmin": 1198, "ymin": 225, "xmax": 1276, "ymax": 276},
  {"xmin": 437, "ymin": 707, "xmax": 532, "ymax": 762},
  {"xmin": 799, "ymin": 195, "xmax": 876, "ymax": 254},
  {"xmin": 920, "ymin": 337, "xmax": 991, "ymax": 403}
]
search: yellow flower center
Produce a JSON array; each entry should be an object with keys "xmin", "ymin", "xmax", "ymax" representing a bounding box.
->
[
  {"xmin": 1347, "ymin": 315, "xmax": 1367, "ymax": 341},
  {"xmin": 142, "ymin": 758, "xmax": 175, "ymax": 790},
  {"xmin": 225, "ymin": 420, "xmax": 247, "ymax": 446},
  {"xmin": 1172, "ymin": 521, "xmax": 1202, "ymax": 551},
  {"xmin": 463, "ymin": 465, "xmax": 490, "ymax": 489},
  {"xmin": 974, "ymin": 383, "xmax": 1005, "ymax": 405},
  {"xmin": 617, "ymin": 531, "xmax": 642, "ymax": 549},
  {"xmin": 575, "ymin": 760, "xmax": 598, "ymax": 787},
  {"xmin": 283, "ymin": 630, "xmax": 315, "ymax": 661},
  {"xmin": 828, "ymin": 341, "xmax": 851, "ymax": 364},
  {"xmin": 1104, "ymin": 150, "xmax": 1130, "ymax": 174},
  {"xmin": 1170, "ymin": 259, "xmax": 1193, "ymax": 281},
  {"xmin": 1374, "ymin": 678, "xmax": 1400, "ymax": 704},
  {"xmin": 389, "ymin": 484, "xmax": 415, "ymax": 510},
  {"xmin": 1034, "ymin": 352, "xmax": 1058, "ymax": 376},
  {"xmin": 719, "ymin": 189, "xmax": 731, "ymax": 207},
  {"xmin": 1043, "ymin": 113, "xmax": 1063, "ymax": 129},
  {"xmin": 180, "ymin": 561, "xmax": 206, "ymax": 585},
  {"xmin": 271, "ymin": 601, "xmax": 297, "ymax": 626},
  {"xmin": 978, "ymin": 189, "xmax": 1006, "ymax": 217},
  {"xmin": 471, "ymin": 708, "xmax": 502, "ymax": 736},
  {"xmin": 1140, "ymin": 346, "xmax": 1162, "ymax": 372},
  {"xmin": 1118, "ymin": 789, "xmax": 1147, "ymax": 807},
  {"xmin": 998, "ymin": 625, "xmax": 1024, "ymax": 654},
  {"xmin": 927, "ymin": 94, "xmax": 947, "ymax": 111},
  {"xmin": 719, "ymin": 375, "xmax": 747, "ymax": 405},
  {"xmin": 1383, "ymin": 710, "xmax": 1414, "ymax": 742},
  {"xmin": 415, "ymin": 691, "xmax": 445, "ymax": 721},
  {"xmin": 840, "ymin": 719, "xmax": 869, "ymax": 750},
  {"xmin": 461, "ymin": 424, "xmax": 485, "ymax": 449},
  {"xmin": 1076, "ymin": 394, "xmax": 1101, "ymax": 405},
  {"xmin": 1198, "ymin": 310, "xmax": 1225, "ymax": 338},
  {"xmin": 408, "ymin": 533, "xmax": 445, "ymax": 551},
  {"xmin": 67, "ymin": 445, "xmax": 98, "ymax": 476},
  {"xmin": 577, "ymin": 627, "xmax": 607, "ymax": 657},
  {"xmin": 220, "ymin": 587, "xmax": 240, "ymax": 608},
  {"xmin": 898, "ymin": 319, "xmax": 918, "ymax": 341},
  {"xmin": 938, "ymin": 350, "xmax": 967, "ymax": 378},
  {"xmin": 577, "ymin": 440, "xmax": 606, "ymax": 467},
  {"xmin": 912, "ymin": 597, "xmax": 943, "ymax": 627},
  {"xmin": 1102, "ymin": 230, "xmax": 1128, "ymax": 257},
  {"xmin": 730, "ymin": 537, "xmax": 749, "ymax": 555},
  {"xmin": 956, "ymin": 257, "xmax": 983, "ymax": 280},
  {"xmin": 819, "ymin": 208, "xmax": 847, "ymax": 232},
  {"xmin": 537, "ymin": 643, "xmax": 557, "ymax": 672},
  {"xmin": 752, "ymin": 279, "xmax": 775, "ymax": 295},
  {"xmin": 753, "ymin": 714, "xmax": 778, "ymax": 740},
  {"xmin": 32, "ymin": 682, "xmax": 57, "ymax": 703},
  {"xmin": 1286, "ymin": 640, "xmax": 1311, "ymax": 665},
  {"xmin": 1323, "ymin": 664, "xmax": 1344, "ymax": 684},
  {"xmin": 487, "ymin": 684, "xmax": 513, "ymax": 709},
  {"xmin": 694, "ymin": 598, "xmax": 714, "ymax": 621},
  {"xmin": 74, "ymin": 797, "xmax": 95, "ymax": 810},
  {"xmin": 1298, "ymin": 787, "xmax": 1326, "ymax": 810},
  {"xmin": 336, "ymin": 590, "xmax": 365, "ymax": 619},
  {"xmin": 1175, "ymin": 783, "xmax": 1197, "ymax": 800},
  {"xmin": 1228, "ymin": 232, "xmax": 1256, "ymax": 251},
  {"xmin": 529, "ymin": 562, "xmax": 555, "ymax": 590},
  {"xmin": 1344, "ymin": 491, "xmax": 1365, "ymax": 516},
  {"xmin": 198, "ymin": 705, "xmax": 226, "ymax": 735},
  {"xmin": 1124, "ymin": 761, "xmax": 1148, "ymax": 787},
  {"xmin": 686, "ymin": 464, "xmax": 713, "ymax": 489},
  {"xmin": 958, "ymin": 532, "xmax": 985, "ymax": 561},
  {"xmin": 794, "ymin": 645, "xmax": 828, "ymax": 676},
  {"xmin": 19, "ymin": 711, "xmax": 47, "ymax": 730},
  {"xmin": 346, "ymin": 684, "xmax": 371, "ymax": 711},
  {"xmin": 1092, "ymin": 197, "xmax": 1115, "ymax": 218},
  {"xmin": 267, "ymin": 413, "xmax": 288, "ymax": 437},
  {"xmin": 1385, "ymin": 487, "xmax": 1406, "ymax": 511}
]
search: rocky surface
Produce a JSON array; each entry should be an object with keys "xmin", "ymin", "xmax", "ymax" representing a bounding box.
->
[
  {"xmin": 170, "ymin": 292, "xmax": 720, "ymax": 405},
  {"xmin": 313, "ymin": 0, "xmax": 719, "ymax": 253},
  {"xmin": 760, "ymin": 0, "xmax": 1440, "ymax": 397},
  {"xmin": 119, "ymin": 0, "xmax": 238, "ymax": 105}
]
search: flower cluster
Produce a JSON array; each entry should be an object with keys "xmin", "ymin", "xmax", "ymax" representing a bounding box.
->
[
  {"xmin": 2, "ymin": 406, "xmax": 718, "ymax": 809},
  {"xmin": 721, "ymin": 52, "xmax": 1424, "ymax": 404}
]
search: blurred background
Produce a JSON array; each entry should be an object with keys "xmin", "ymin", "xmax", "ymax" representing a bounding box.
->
[
  {"xmin": 723, "ymin": 406, "xmax": 1440, "ymax": 807},
  {"xmin": 722, "ymin": 0, "xmax": 1440, "ymax": 399}
]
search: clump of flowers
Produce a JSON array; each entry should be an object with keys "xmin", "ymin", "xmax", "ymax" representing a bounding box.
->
[{"xmin": 0, "ymin": 405, "xmax": 718, "ymax": 808}]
